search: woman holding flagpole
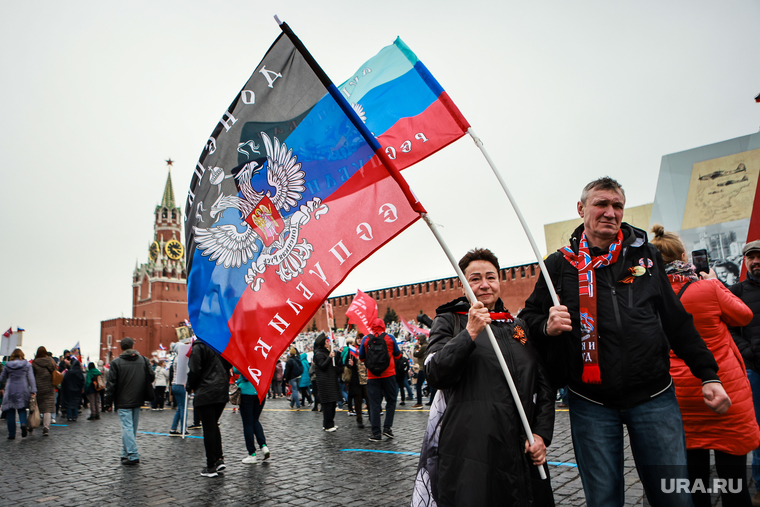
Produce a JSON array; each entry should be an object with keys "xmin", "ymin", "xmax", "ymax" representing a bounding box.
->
[
  {"xmin": 313, "ymin": 333, "xmax": 343, "ymax": 432},
  {"xmin": 414, "ymin": 248, "xmax": 555, "ymax": 506}
]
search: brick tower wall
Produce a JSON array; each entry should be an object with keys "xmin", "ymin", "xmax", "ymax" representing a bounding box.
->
[{"xmin": 307, "ymin": 262, "xmax": 542, "ymax": 332}]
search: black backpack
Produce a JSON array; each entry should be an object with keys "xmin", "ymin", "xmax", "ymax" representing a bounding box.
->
[
  {"xmin": 365, "ymin": 333, "xmax": 391, "ymax": 376},
  {"xmin": 395, "ymin": 355, "xmax": 409, "ymax": 377},
  {"xmin": 292, "ymin": 357, "xmax": 304, "ymax": 378}
]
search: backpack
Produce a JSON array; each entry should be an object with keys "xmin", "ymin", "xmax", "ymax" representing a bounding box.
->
[
  {"xmin": 364, "ymin": 333, "xmax": 391, "ymax": 376},
  {"xmin": 395, "ymin": 355, "xmax": 409, "ymax": 377},
  {"xmin": 95, "ymin": 373, "xmax": 106, "ymax": 391},
  {"xmin": 292, "ymin": 357, "xmax": 304, "ymax": 378}
]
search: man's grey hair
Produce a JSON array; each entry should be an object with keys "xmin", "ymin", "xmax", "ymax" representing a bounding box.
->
[{"xmin": 580, "ymin": 177, "xmax": 625, "ymax": 204}]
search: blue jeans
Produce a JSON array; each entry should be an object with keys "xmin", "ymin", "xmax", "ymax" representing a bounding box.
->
[
  {"xmin": 367, "ymin": 376, "xmax": 398, "ymax": 436},
  {"xmin": 747, "ymin": 369, "xmax": 760, "ymax": 486},
  {"xmin": 171, "ymin": 385, "xmax": 186, "ymax": 432},
  {"xmin": 240, "ymin": 394, "xmax": 267, "ymax": 455},
  {"xmin": 396, "ymin": 375, "xmax": 414, "ymax": 401},
  {"xmin": 289, "ymin": 379, "xmax": 300, "ymax": 408},
  {"xmin": 5, "ymin": 408, "xmax": 27, "ymax": 438},
  {"xmin": 118, "ymin": 407, "xmax": 141, "ymax": 461},
  {"xmin": 339, "ymin": 380, "xmax": 347, "ymax": 409},
  {"xmin": 568, "ymin": 386, "xmax": 693, "ymax": 507},
  {"xmin": 416, "ymin": 369, "xmax": 426, "ymax": 404}
]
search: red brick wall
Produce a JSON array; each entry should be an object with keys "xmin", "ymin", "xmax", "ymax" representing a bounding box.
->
[{"xmin": 306, "ymin": 262, "xmax": 542, "ymax": 331}]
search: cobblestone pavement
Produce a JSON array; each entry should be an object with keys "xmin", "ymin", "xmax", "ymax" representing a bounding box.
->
[{"xmin": 0, "ymin": 398, "xmax": 750, "ymax": 506}]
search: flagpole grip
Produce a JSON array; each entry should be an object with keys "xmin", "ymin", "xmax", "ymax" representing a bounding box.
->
[
  {"xmin": 421, "ymin": 214, "xmax": 547, "ymax": 480},
  {"xmin": 467, "ymin": 128, "xmax": 560, "ymax": 308}
]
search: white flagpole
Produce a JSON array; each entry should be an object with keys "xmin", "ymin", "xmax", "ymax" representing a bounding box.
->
[
  {"xmin": 468, "ymin": 128, "xmax": 560, "ymax": 307},
  {"xmin": 182, "ymin": 391, "xmax": 189, "ymax": 440},
  {"xmin": 421, "ymin": 214, "xmax": 547, "ymax": 480}
]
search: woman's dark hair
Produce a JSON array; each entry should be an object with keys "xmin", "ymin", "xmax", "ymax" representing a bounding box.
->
[
  {"xmin": 314, "ymin": 333, "xmax": 328, "ymax": 350},
  {"xmin": 88, "ymin": 362, "xmax": 96, "ymax": 370},
  {"xmin": 35, "ymin": 346, "xmax": 48, "ymax": 359},
  {"xmin": 458, "ymin": 248, "xmax": 500, "ymax": 274}
]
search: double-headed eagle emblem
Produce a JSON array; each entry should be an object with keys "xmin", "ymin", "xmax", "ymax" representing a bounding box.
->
[{"xmin": 193, "ymin": 132, "xmax": 327, "ymax": 291}]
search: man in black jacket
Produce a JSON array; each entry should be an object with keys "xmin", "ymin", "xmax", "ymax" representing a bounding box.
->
[
  {"xmin": 521, "ymin": 177, "xmax": 729, "ymax": 507},
  {"xmin": 729, "ymin": 239, "xmax": 760, "ymax": 505},
  {"xmin": 104, "ymin": 337, "xmax": 154, "ymax": 465},
  {"xmin": 187, "ymin": 339, "xmax": 231, "ymax": 478}
]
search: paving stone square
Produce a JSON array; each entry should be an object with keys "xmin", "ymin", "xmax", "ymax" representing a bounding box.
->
[{"xmin": 0, "ymin": 399, "xmax": 752, "ymax": 505}]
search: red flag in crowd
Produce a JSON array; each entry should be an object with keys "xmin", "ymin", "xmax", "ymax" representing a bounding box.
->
[{"xmin": 345, "ymin": 290, "xmax": 378, "ymax": 335}]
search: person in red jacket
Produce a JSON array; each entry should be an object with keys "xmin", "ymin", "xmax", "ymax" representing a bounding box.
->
[
  {"xmin": 359, "ymin": 318, "xmax": 401, "ymax": 441},
  {"xmin": 652, "ymin": 224, "xmax": 757, "ymax": 507}
]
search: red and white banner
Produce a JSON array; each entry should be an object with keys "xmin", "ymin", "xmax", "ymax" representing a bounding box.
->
[
  {"xmin": 399, "ymin": 315, "xmax": 430, "ymax": 337},
  {"xmin": 345, "ymin": 289, "xmax": 378, "ymax": 335}
]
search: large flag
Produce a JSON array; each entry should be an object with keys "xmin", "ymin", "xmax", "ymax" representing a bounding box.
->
[
  {"xmin": 337, "ymin": 37, "xmax": 470, "ymax": 170},
  {"xmin": 184, "ymin": 25, "xmax": 421, "ymax": 402},
  {"xmin": 345, "ymin": 289, "xmax": 378, "ymax": 335},
  {"xmin": 399, "ymin": 314, "xmax": 430, "ymax": 338}
]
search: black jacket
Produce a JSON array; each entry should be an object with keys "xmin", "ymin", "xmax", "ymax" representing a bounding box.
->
[
  {"xmin": 729, "ymin": 276, "xmax": 760, "ymax": 372},
  {"xmin": 425, "ymin": 297, "xmax": 555, "ymax": 507},
  {"xmin": 520, "ymin": 223, "xmax": 719, "ymax": 409},
  {"xmin": 283, "ymin": 355, "xmax": 303, "ymax": 382},
  {"xmin": 60, "ymin": 359, "xmax": 85, "ymax": 410},
  {"xmin": 104, "ymin": 350, "xmax": 155, "ymax": 409},
  {"xmin": 186, "ymin": 341, "xmax": 231, "ymax": 407},
  {"xmin": 313, "ymin": 345, "xmax": 343, "ymax": 403}
]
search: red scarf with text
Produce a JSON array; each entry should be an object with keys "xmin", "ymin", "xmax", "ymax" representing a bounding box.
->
[{"xmin": 559, "ymin": 230, "xmax": 624, "ymax": 384}]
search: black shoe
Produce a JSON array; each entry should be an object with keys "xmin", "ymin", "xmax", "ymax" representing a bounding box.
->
[
  {"xmin": 123, "ymin": 459, "xmax": 140, "ymax": 466},
  {"xmin": 399, "ymin": 402, "xmax": 405, "ymax": 406},
  {"xmin": 7, "ymin": 436, "xmax": 14, "ymax": 440},
  {"xmin": 188, "ymin": 424, "xmax": 202, "ymax": 430},
  {"xmin": 201, "ymin": 467, "xmax": 218, "ymax": 478},
  {"xmin": 383, "ymin": 428, "xmax": 394, "ymax": 439},
  {"xmin": 21, "ymin": 425, "xmax": 27, "ymax": 438},
  {"xmin": 357, "ymin": 422, "xmax": 365, "ymax": 429},
  {"xmin": 369, "ymin": 434, "xmax": 382, "ymax": 442},
  {"xmin": 87, "ymin": 416, "xmax": 94, "ymax": 420},
  {"xmin": 121, "ymin": 457, "xmax": 127, "ymax": 464},
  {"xmin": 214, "ymin": 459, "xmax": 226, "ymax": 472}
]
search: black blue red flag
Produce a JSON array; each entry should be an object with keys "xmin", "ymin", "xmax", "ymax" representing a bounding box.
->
[{"xmin": 184, "ymin": 25, "xmax": 422, "ymax": 401}]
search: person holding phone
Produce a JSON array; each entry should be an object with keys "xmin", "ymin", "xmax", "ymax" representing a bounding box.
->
[{"xmin": 651, "ymin": 224, "xmax": 756, "ymax": 507}]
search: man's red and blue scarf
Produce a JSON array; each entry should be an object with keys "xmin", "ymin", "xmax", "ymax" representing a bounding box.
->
[{"xmin": 560, "ymin": 230, "xmax": 624, "ymax": 384}]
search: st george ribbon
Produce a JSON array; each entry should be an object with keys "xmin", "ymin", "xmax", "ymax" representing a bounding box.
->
[{"xmin": 184, "ymin": 25, "xmax": 423, "ymax": 402}]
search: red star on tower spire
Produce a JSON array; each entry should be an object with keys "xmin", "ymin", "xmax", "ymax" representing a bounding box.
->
[{"xmin": 165, "ymin": 158, "xmax": 174, "ymax": 167}]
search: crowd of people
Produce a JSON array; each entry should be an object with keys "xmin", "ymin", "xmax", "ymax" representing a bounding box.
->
[{"xmin": 3, "ymin": 176, "xmax": 760, "ymax": 506}]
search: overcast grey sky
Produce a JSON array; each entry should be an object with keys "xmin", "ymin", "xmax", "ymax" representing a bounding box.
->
[{"xmin": 1, "ymin": 1, "xmax": 758, "ymax": 360}]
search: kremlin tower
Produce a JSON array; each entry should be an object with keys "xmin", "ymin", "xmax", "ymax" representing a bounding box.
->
[{"xmin": 100, "ymin": 160, "xmax": 191, "ymax": 363}]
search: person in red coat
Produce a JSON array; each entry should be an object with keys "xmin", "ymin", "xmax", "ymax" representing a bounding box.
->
[{"xmin": 652, "ymin": 224, "xmax": 757, "ymax": 507}]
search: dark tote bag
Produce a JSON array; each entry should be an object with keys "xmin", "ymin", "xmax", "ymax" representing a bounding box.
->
[{"xmin": 143, "ymin": 357, "xmax": 156, "ymax": 402}]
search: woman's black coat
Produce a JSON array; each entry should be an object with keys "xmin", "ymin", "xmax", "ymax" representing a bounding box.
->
[
  {"xmin": 425, "ymin": 297, "xmax": 555, "ymax": 507},
  {"xmin": 313, "ymin": 346, "xmax": 343, "ymax": 404},
  {"xmin": 61, "ymin": 359, "xmax": 85, "ymax": 411}
]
